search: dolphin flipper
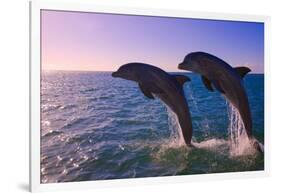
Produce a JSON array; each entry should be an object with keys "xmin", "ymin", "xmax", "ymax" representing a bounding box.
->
[
  {"xmin": 139, "ymin": 83, "xmax": 155, "ymax": 99},
  {"xmin": 213, "ymin": 80, "xmax": 225, "ymax": 94},
  {"xmin": 173, "ymin": 75, "xmax": 191, "ymax": 86},
  {"xmin": 139, "ymin": 83, "xmax": 164, "ymax": 99},
  {"xmin": 234, "ymin": 67, "xmax": 251, "ymax": 78},
  {"xmin": 201, "ymin": 76, "xmax": 214, "ymax": 91}
]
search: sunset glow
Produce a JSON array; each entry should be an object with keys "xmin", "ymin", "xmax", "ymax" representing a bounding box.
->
[{"xmin": 41, "ymin": 10, "xmax": 264, "ymax": 73}]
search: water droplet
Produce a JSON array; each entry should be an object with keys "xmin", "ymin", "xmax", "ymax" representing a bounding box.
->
[
  {"xmin": 62, "ymin": 169, "xmax": 68, "ymax": 174},
  {"xmin": 82, "ymin": 155, "xmax": 89, "ymax": 160},
  {"xmin": 57, "ymin": 155, "xmax": 62, "ymax": 161},
  {"xmin": 41, "ymin": 167, "xmax": 45, "ymax": 174},
  {"xmin": 118, "ymin": 144, "xmax": 125, "ymax": 151}
]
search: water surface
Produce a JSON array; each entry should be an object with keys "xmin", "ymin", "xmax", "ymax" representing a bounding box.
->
[{"xmin": 41, "ymin": 71, "xmax": 264, "ymax": 183}]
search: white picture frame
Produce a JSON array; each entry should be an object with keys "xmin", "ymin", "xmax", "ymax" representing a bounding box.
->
[{"xmin": 30, "ymin": 1, "xmax": 270, "ymax": 192}]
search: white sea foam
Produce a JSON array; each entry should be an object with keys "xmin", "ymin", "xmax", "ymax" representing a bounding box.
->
[
  {"xmin": 166, "ymin": 107, "xmax": 186, "ymax": 147},
  {"xmin": 158, "ymin": 89, "xmax": 259, "ymax": 157},
  {"xmin": 193, "ymin": 138, "xmax": 227, "ymax": 149},
  {"xmin": 151, "ymin": 94, "xmax": 187, "ymax": 148},
  {"xmin": 186, "ymin": 84, "xmax": 211, "ymax": 137},
  {"xmin": 226, "ymin": 101, "xmax": 257, "ymax": 157}
]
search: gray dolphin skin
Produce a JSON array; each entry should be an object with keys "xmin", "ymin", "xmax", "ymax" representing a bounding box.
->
[
  {"xmin": 178, "ymin": 52, "xmax": 262, "ymax": 152},
  {"xmin": 112, "ymin": 63, "xmax": 193, "ymax": 146}
]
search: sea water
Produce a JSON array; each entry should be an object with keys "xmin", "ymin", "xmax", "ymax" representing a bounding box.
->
[{"xmin": 41, "ymin": 71, "xmax": 264, "ymax": 183}]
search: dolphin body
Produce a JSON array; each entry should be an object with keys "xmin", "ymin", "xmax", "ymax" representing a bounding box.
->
[
  {"xmin": 112, "ymin": 63, "xmax": 193, "ymax": 146},
  {"xmin": 178, "ymin": 52, "xmax": 263, "ymax": 152}
]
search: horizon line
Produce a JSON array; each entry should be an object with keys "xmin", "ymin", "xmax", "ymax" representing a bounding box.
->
[{"xmin": 41, "ymin": 69, "xmax": 265, "ymax": 74}]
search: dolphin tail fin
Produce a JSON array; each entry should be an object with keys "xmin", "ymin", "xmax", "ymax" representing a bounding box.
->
[
  {"xmin": 173, "ymin": 75, "xmax": 191, "ymax": 86},
  {"xmin": 235, "ymin": 67, "xmax": 251, "ymax": 78}
]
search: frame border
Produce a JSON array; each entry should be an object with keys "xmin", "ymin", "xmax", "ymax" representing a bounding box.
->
[{"xmin": 30, "ymin": 1, "xmax": 271, "ymax": 192}]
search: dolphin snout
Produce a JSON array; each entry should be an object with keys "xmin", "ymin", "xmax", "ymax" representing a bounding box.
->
[
  {"xmin": 178, "ymin": 62, "xmax": 186, "ymax": 70},
  {"xmin": 112, "ymin": 71, "xmax": 118, "ymax": 77}
]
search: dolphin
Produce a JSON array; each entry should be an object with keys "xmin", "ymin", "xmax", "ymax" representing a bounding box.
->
[
  {"xmin": 112, "ymin": 62, "xmax": 193, "ymax": 146},
  {"xmin": 178, "ymin": 52, "xmax": 263, "ymax": 152}
]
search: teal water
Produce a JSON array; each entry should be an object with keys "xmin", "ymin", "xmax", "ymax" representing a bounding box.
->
[{"xmin": 40, "ymin": 71, "xmax": 264, "ymax": 183}]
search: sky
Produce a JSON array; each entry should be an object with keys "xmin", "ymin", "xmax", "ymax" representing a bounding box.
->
[{"xmin": 41, "ymin": 10, "xmax": 264, "ymax": 73}]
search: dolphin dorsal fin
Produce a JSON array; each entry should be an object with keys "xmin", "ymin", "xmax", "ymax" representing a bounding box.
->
[
  {"xmin": 234, "ymin": 66, "xmax": 251, "ymax": 78},
  {"xmin": 139, "ymin": 83, "xmax": 154, "ymax": 99},
  {"xmin": 173, "ymin": 75, "xmax": 191, "ymax": 86},
  {"xmin": 201, "ymin": 76, "xmax": 214, "ymax": 92}
]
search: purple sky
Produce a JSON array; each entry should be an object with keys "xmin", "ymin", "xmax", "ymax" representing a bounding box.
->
[{"xmin": 41, "ymin": 10, "xmax": 264, "ymax": 73}]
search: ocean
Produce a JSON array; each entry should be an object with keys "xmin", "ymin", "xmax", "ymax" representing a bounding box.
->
[{"xmin": 40, "ymin": 71, "xmax": 264, "ymax": 183}]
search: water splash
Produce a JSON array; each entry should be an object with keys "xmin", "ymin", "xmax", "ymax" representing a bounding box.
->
[
  {"xmin": 193, "ymin": 138, "xmax": 228, "ymax": 150},
  {"xmin": 226, "ymin": 101, "xmax": 255, "ymax": 156},
  {"xmin": 161, "ymin": 85, "xmax": 213, "ymax": 147},
  {"xmin": 185, "ymin": 85, "xmax": 211, "ymax": 138},
  {"xmin": 151, "ymin": 94, "xmax": 186, "ymax": 147},
  {"xmin": 149, "ymin": 107, "xmax": 191, "ymax": 173},
  {"xmin": 166, "ymin": 107, "xmax": 185, "ymax": 146}
]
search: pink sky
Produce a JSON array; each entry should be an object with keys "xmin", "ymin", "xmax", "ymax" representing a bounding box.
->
[{"xmin": 41, "ymin": 10, "xmax": 264, "ymax": 73}]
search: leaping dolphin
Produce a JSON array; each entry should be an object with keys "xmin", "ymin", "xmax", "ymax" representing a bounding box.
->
[
  {"xmin": 112, "ymin": 62, "xmax": 193, "ymax": 146},
  {"xmin": 178, "ymin": 52, "xmax": 262, "ymax": 152}
]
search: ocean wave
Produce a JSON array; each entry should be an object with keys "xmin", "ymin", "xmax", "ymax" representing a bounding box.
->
[
  {"xmin": 80, "ymin": 88, "xmax": 98, "ymax": 93},
  {"xmin": 61, "ymin": 117, "xmax": 90, "ymax": 130},
  {"xmin": 58, "ymin": 104, "xmax": 77, "ymax": 110},
  {"xmin": 43, "ymin": 130, "xmax": 64, "ymax": 138},
  {"xmin": 40, "ymin": 72, "xmax": 264, "ymax": 183},
  {"xmin": 193, "ymin": 138, "xmax": 228, "ymax": 149},
  {"xmin": 41, "ymin": 104, "xmax": 61, "ymax": 112}
]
